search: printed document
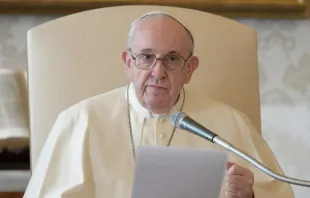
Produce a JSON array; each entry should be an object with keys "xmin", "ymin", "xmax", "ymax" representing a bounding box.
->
[{"xmin": 131, "ymin": 146, "xmax": 228, "ymax": 198}]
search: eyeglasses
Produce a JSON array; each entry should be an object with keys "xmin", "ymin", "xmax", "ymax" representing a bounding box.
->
[{"xmin": 128, "ymin": 49, "xmax": 192, "ymax": 70}]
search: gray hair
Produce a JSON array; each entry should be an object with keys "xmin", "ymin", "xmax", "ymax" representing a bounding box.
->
[{"xmin": 127, "ymin": 11, "xmax": 194, "ymax": 54}]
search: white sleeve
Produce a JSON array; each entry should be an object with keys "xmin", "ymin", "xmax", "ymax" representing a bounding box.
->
[{"xmin": 23, "ymin": 108, "xmax": 95, "ymax": 198}]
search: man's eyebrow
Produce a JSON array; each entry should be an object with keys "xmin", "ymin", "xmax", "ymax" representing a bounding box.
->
[
  {"xmin": 139, "ymin": 49, "xmax": 182, "ymax": 56},
  {"xmin": 140, "ymin": 48, "xmax": 154, "ymax": 53},
  {"xmin": 167, "ymin": 51, "xmax": 181, "ymax": 55}
]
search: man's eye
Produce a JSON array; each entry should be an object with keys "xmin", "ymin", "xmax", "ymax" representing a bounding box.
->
[
  {"xmin": 141, "ymin": 54, "xmax": 153, "ymax": 60},
  {"xmin": 167, "ymin": 56, "xmax": 180, "ymax": 61}
]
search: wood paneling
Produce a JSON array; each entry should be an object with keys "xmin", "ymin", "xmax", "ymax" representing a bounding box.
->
[
  {"xmin": 0, "ymin": 0, "xmax": 307, "ymax": 18},
  {"xmin": 0, "ymin": 192, "xmax": 23, "ymax": 198}
]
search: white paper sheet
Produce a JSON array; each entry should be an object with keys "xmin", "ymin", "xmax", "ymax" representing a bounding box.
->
[{"xmin": 131, "ymin": 146, "xmax": 228, "ymax": 198}]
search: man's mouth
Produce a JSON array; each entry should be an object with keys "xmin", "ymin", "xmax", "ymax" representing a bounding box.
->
[{"xmin": 147, "ymin": 85, "xmax": 167, "ymax": 89}]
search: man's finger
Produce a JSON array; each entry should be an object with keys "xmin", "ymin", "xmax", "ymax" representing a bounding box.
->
[
  {"xmin": 227, "ymin": 174, "xmax": 254, "ymax": 187},
  {"xmin": 226, "ymin": 161, "xmax": 235, "ymax": 170},
  {"xmin": 226, "ymin": 190, "xmax": 239, "ymax": 198},
  {"xmin": 226, "ymin": 174, "xmax": 243, "ymax": 184},
  {"xmin": 227, "ymin": 164, "xmax": 251, "ymax": 175},
  {"xmin": 226, "ymin": 182, "xmax": 243, "ymax": 193}
]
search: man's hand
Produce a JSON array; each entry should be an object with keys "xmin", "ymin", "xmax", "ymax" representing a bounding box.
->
[{"xmin": 226, "ymin": 162, "xmax": 254, "ymax": 198}]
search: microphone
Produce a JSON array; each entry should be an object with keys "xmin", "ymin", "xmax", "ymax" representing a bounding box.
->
[{"xmin": 170, "ymin": 111, "xmax": 310, "ymax": 188}]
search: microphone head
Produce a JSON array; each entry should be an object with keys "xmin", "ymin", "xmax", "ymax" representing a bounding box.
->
[{"xmin": 170, "ymin": 111, "xmax": 187, "ymax": 128}]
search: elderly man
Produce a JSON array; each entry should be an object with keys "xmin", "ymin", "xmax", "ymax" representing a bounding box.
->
[{"xmin": 24, "ymin": 11, "xmax": 294, "ymax": 198}]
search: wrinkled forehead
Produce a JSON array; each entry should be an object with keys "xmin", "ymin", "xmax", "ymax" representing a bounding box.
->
[{"xmin": 131, "ymin": 16, "xmax": 193, "ymax": 56}]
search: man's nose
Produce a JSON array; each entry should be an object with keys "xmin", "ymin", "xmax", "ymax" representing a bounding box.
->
[{"xmin": 151, "ymin": 60, "xmax": 166, "ymax": 79}]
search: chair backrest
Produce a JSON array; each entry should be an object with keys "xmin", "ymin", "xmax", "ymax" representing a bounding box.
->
[{"xmin": 27, "ymin": 5, "xmax": 261, "ymax": 170}]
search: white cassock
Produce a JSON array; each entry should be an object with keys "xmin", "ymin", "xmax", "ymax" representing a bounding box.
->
[{"xmin": 23, "ymin": 83, "xmax": 295, "ymax": 198}]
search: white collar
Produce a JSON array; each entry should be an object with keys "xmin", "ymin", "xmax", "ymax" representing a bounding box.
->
[{"xmin": 126, "ymin": 83, "xmax": 185, "ymax": 119}]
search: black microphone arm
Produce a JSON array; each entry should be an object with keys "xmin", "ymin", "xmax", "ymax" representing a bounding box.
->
[{"xmin": 170, "ymin": 111, "xmax": 310, "ymax": 188}]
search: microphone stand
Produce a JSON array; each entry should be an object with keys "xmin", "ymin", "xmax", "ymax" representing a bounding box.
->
[{"xmin": 171, "ymin": 112, "xmax": 310, "ymax": 188}]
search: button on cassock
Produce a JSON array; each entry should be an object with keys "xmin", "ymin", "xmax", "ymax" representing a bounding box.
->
[{"xmin": 158, "ymin": 119, "xmax": 165, "ymax": 124}]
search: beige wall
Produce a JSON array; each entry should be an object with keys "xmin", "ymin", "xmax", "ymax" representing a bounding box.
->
[{"xmin": 0, "ymin": 14, "xmax": 309, "ymax": 197}]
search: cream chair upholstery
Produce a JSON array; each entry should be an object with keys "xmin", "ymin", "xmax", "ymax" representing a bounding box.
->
[{"xmin": 27, "ymin": 5, "xmax": 261, "ymax": 170}]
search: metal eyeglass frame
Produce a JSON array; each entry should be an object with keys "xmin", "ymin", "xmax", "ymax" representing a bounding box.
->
[{"xmin": 128, "ymin": 49, "xmax": 192, "ymax": 70}]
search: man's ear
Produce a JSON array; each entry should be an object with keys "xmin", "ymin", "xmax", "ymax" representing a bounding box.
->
[
  {"xmin": 185, "ymin": 56, "xmax": 199, "ymax": 84},
  {"xmin": 122, "ymin": 50, "xmax": 132, "ymax": 76},
  {"xmin": 122, "ymin": 50, "xmax": 129, "ymax": 67}
]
